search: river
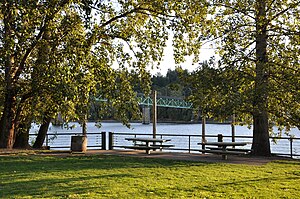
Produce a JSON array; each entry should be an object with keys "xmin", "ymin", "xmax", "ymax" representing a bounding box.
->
[
  {"xmin": 38, "ymin": 122, "xmax": 300, "ymax": 136},
  {"xmin": 30, "ymin": 122, "xmax": 300, "ymax": 158}
]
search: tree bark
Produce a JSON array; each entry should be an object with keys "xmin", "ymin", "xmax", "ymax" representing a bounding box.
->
[
  {"xmin": 13, "ymin": 122, "xmax": 31, "ymax": 149},
  {"xmin": 33, "ymin": 117, "xmax": 52, "ymax": 149},
  {"xmin": 0, "ymin": 92, "xmax": 17, "ymax": 149},
  {"xmin": 0, "ymin": 1, "xmax": 18, "ymax": 149},
  {"xmin": 252, "ymin": 111, "xmax": 270, "ymax": 155},
  {"xmin": 251, "ymin": 0, "xmax": 271, "ymax": 156}
]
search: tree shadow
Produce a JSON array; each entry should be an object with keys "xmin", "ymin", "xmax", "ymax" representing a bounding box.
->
[
  {"xmin": 0, "ymin": 155, "xmax": 208, "ymax": 198},
  {"xmin": 271, "ymin": 159, "xmax": 300, "ymax": 166},
  {"xmin": 1, "ymin": 173, "xmax": 136, "ymax": 198}
]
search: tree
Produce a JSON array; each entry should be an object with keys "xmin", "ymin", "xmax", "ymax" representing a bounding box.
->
[
  {"xmin": 0, "ymin": 0, "xmax": 94, "ymax": 148},
  {"xmin": 184, "ymin": 1, "xmax": 300, "ymax": 156},
  {"xmin": 0, "ymin": 1, "xmax": 68, "ymax": 148},
  {"xmin": 180, "ymin": 61, "xmax": 219, "ymax": 115},
  {"xmin": 0, "ymin": 0, "xmax": 209, "ymax": 149}
]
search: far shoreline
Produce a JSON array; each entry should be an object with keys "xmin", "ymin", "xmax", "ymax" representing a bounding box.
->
[{"xmin": 89, "ymin": 119, "xmax": 232, "ymax": 125}]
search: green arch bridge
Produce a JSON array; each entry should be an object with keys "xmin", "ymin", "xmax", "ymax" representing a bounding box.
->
[
  {"xmin": 137, "ymin": 95, "xmax": 192, "ymax": 109},
  {"xmin": 96, "ymin": 94, "xmax": 193, "ymax": 109}
]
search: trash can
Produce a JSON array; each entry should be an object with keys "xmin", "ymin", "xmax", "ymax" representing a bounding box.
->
[{"xmin": 71, "ymin": 135, "xmax": 87, "ymax": 152}]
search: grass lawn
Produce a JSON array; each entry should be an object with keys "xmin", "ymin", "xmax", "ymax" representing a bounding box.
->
[{"xmin": 0, "ymin": 154, "xmax": 299, "ymax": 198}]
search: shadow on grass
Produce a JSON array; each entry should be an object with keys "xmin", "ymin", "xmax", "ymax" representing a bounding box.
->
[
  {"xmin": 0, "ymin": 154, "xmax": 204, "ymax": 172},
  {"xmin": 1, "ymin": 172, "xmax": 134, "ymax": 198},
  {"xmin": 271, "ymin": 159, "xmax": 300, "ymax": 166},
  {"xmin": 0, "ymin": 155, "xmax": 208, "ymax": 198},
  {"xmin": 4, "ymin": 155, "xmax": 297, "ymax": 198},
  {"xmin": 0, "ymin": 173, "xmax": 138, "ymax": 198},
  {"xmin": 154, "ymin": 175, "xmax": 300, "ymax": 198}
]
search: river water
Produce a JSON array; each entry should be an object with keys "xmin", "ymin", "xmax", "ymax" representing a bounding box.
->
[
  {"xmin": 30, "ymin": 122, "xmax": 300, "ymax": 157},
  {"xmin": 40, "ymin": 122, "xmax": 300, "ymax": 136}
]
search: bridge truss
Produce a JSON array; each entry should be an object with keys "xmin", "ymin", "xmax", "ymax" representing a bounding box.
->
[
  {"xmin": 137, "ymin": 95, "xmax": 193, "ymax": 109},
  {"xmin": 95, "ymin": 95, "xmax": 193, "ymax": 109}
]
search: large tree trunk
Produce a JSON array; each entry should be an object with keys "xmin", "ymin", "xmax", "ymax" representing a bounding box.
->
[
  {"xmin": 33, "ymin": 117, "xmax": 52, "ymax": 149},
  {"xmin": 0, "ymin": 2, "xmax": 17, "ymax": 149},
  {"xmin": 251, "ymin": 0, "xmax": 271, "ymax": 156},
  {"xmin": 0, "ymin": 90, "xmax": 17, "ymax": 149},
  {"xmin": 252, "ymin": 111, "xmax": 271, "ymax": 155},
  {"xmin": 13, "ymin": 122, "xmax": 31, "ymax": 149}
]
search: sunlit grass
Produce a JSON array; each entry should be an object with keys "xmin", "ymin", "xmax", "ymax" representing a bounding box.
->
[{"xmin": 0, "ymin": 155, "xmax": 299, "ymax": 198}]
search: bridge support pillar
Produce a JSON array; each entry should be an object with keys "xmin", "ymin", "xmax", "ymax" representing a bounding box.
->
[{"xmin": 142, "ymin": 107, "xmax": 150, "ymax": 124}]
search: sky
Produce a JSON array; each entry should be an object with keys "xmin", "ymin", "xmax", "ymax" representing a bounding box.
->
[
  {"xmin": 112, "ymin": 33, "xmax": 216, "ymax": 76},
  {"xmin": 151, "ymin": 38, "xmax": 216, "ymax": 75}
]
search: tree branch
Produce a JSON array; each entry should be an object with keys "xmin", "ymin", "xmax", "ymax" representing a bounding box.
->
[
  {"xmin": 107, "ymin": 33, "xmax": 139, "ymax": 59},
  {"xmin": 99, "ymin": 5, "xmax": 178, "ymax": 29},
  {"xmin": 137, "ymin": 7, "xmax": 177, "ymax": 18},
  {"xmin": 14, "ymin": 0, "xmax": 71, "ymax": 81},
  {"xmin": 99, "ymin": 7, "xmax": 139, "ymax": 28},
  {"xmin": 266, "ymin": 0, "xmax": 276, "ymax": 13},
  {"xmin": 212, "ymin": 3, "xmax": 256, "ymax": 20},
  {"xmin": 267, "ymin": 2, "xmax": 300, "ymax": 23}
]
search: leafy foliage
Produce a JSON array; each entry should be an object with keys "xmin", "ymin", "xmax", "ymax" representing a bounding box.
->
[
  {"xmin": 0, "ymin": 0, "xmax": 209, "ymax": 148},
  {"xmin": 181, "ymin": 0, "xmax": 300, "ymax": 155},
  {"xmin": 215, "ymin": 1, "xmax": 299, "ymax": 129}
]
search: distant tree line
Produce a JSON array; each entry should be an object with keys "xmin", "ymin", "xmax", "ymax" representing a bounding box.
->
[
  {"xmin": 89, "ymin": 69, "xmax": 194, "ymax": 122},
  {"xmin": 151, "ymin": 69, "xmax": 193, "ymax": 122}
]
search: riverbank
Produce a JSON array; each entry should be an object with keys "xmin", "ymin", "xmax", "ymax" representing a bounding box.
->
[{"xmin": 91, "ymin": 119, "xmax": 232, "ymax": 125}]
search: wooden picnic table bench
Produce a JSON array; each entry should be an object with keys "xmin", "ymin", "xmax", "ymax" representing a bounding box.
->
[
  {"xmin": 206, "ymin": 146, "xmax": 252, "ymax": 153},
  {"xmin": 124, "ymin": 137, "xmax": 174, "ymax": 154},
  {"xmin": 198, "ymin": 141, "xmax": 252, "ymax": 160}
]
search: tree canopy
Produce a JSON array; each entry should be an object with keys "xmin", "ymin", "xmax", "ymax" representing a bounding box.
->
[
  {"xmin": 0, "ymin": 0, "xmax": 208, "ymax": 148},
  {"xmin": 182, "ymin": 0, "xmax": 300, "ymax": 156}
]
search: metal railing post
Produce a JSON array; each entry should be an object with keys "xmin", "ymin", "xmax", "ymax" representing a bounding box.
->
[
  {"xmin": 101, "ymin": 132, "xmax": 106, "ymax": 150},
  {"xmin": 108, "ymin": 132, "xmax": 114, "ymax": 150},
  {"xmin": 46, "ymin": 134, "xmax": 49, "ymax": 148},
  {"xmin": 218, "ymin": 134, "xmax": 227, "ymax": 160},
  {"xmin": 133, "ymin": 134, "xmax": 137, "ymax": 146},
  {"xmin": 188, "ymin": 135, "xmax": 191, "ymax": 153},
  {"xmin": 231, "ymin": 114, "xmax": 236, "ymax": 148},
  {"xmin": 290, "ymin": 137, "xmax": 293, "ymax": 158},
  {"xmin": 218, "ymin": 134, "xmax": 223, "ymax": 142},
  {"xmin": 160, "ymin": 134, "xmax": 163, "ymax": 151}
]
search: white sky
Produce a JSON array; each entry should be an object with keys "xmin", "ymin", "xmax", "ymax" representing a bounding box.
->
[
  {"xmin": 112, "ymin": 36, "xmax": 216, "ymax": 76},
  {"xmin": 151, "ymin": 39, "xmax": 216, "ymax": 75}
]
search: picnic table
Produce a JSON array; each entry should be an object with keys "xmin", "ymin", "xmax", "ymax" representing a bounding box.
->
[
  {"xmin": 124, "ymin": 137, "xmax": 174, "ymax": 154},
  {"xmin": 198, "ymin": 141, "xmax": 252, "ymax": 160}
]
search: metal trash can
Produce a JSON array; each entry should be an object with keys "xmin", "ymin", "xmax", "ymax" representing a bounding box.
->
[{"xmin": 71, "ymin": 135, "xmax": 87, "ymax": 152}]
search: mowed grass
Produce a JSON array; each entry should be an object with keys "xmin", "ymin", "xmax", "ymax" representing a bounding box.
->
[{"xmin": 0, "ymin": 155, "xmax": 299, "ymax": 198}]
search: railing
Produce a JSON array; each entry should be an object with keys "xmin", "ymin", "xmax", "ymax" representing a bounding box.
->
[
  {"xmin": 109, "ymin": 132, "xmax": 300, "ymax": 159},
  {"xmin": 28, "ymin": 132, "xmax": 105, "ymax": 150},
  {"xmin": 28, "ymin": 131, "xmax": 300, "ymax": 159}
]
